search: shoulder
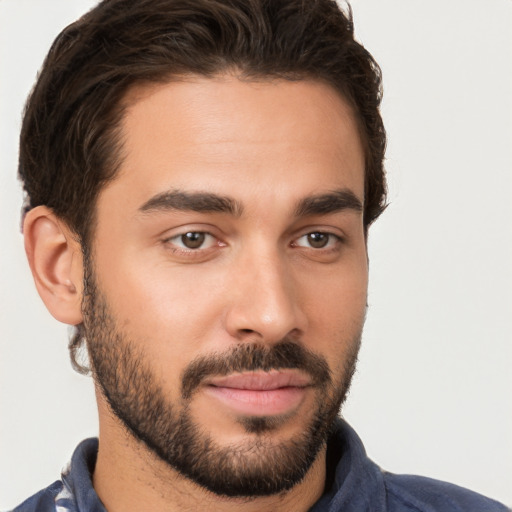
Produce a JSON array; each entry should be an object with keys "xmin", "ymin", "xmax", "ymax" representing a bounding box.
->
[
  {"xmin": 9, "ymin": 438, "xmax": 100, "ymax": 512},
  {"xmin": 324, "ymin": 420, "xmax": 510, "ymax": 512},
  {"xmin": 10, "ymin": 481, "xmax": 62, "ymax": 512},
  {"xmin": 383, "ymin": 472, "xmax": 510, "ymax": 512}
]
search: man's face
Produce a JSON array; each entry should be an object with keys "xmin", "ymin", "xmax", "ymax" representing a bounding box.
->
[{"xmin": 83, "ymin": 76, "xmax": 368, "ymax": 496}]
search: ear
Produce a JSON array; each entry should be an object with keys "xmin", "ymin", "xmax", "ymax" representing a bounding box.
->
[{"xmin": 23, "ymin": 206, "xmax": 84, "ymax": 325}]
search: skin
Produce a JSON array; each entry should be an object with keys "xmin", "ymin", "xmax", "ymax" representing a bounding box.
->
[{"xmin": 24, "ymin": 75, "xmax": 368, "ymax": 511}]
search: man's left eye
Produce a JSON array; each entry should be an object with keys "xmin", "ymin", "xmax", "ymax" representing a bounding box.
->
[
  {"xmin": 168, "ymin": 231, "xmax": 216, "ymax": 250},
  {"xmin": 294, "ymin": 232, "xmax": 340, "ymax": 249}
]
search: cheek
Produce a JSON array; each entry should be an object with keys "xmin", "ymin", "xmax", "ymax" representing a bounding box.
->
[
  {"xmin": 302, "ymin": 247, "xmax": 368, "ymax": 318},
  {"xmin": 299, "ymin": 255, "xmax": 367, "ymax": 366},
  {"xmin": 94, "ymin": 249, "xmax": 236, "ymax": 372}
]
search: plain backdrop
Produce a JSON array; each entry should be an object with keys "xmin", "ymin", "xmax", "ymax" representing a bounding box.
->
[{"xmin": 1, "ymin": 0, "xmax": 511, "ymax": 509}]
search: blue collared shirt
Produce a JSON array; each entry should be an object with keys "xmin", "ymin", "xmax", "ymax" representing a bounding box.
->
[{"xmin": 11, "ymin": 420, "xmax": 510, "ymax": 512}]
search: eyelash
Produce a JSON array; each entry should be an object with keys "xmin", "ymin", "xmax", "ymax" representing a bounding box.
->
[
  {"xmin": 292, "ymin": 232, "xmax": 343, "ymax": 251},
  {"xmin": 163, "ymin": 232, "xmax": 221, "ymax": 256},
  {"xmin": 163, "ymin": 230, "xmax": 343, "ymax": 256}
]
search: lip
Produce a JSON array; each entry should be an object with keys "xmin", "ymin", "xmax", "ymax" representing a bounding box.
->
[{"xmin": 203, "ymin": 370, "xmax": 311, "ymax": 416}]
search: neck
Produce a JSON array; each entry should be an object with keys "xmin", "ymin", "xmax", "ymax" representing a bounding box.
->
[{"xmin": 93, "ymin": 395, "xmax": 327, "ymax": 512}]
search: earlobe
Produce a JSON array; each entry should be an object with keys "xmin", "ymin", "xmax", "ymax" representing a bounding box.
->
[{"xmin": 23, "ymin": 206, "xmax": 84, "ymax": 325}]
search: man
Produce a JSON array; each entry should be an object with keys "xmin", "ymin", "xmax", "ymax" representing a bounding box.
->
[{"xmin": 7, "ymin": 0, "xmax": 510, "ymax": 511}]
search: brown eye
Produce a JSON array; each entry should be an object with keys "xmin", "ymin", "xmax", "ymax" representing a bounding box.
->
[
  {"xmin": 166, "ymin": 231, "xmax": 220, "ymax": 255},
  {"xmin": 181, "ymin": 232, "xmax": 206, "ymax": 249},
  {"xmin": 307, "ymin": 232, "xmax": 329, "ymax": 248},
  {"xmin": 293, "ymin": 231, "xmax": 341, "ymax": 251}
]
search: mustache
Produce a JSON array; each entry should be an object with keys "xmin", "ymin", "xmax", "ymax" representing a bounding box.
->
[{"xmin": 181, "ymin": 341, "xmax": 332, "ymax": 400}]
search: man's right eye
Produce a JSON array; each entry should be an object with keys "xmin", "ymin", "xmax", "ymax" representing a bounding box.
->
[{"xmin": 166, "ymin": 231, "xmax": 217, "ymax": 250}]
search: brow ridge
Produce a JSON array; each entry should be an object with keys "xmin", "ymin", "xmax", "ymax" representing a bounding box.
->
[
  {"xmin": 139, "ymin": 190, "xmax": 243, "ymax": 216},
  {"xmin": 139, "ymin": 188, "xmax": 362, "ymax": 219},
  {"xmin": 294, "ymin": 189, "xmax": 363, "ymax": 217}
]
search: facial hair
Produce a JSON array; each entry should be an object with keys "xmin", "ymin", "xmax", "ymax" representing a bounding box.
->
[{"xmin": 82, "ymin": 263, "xmax": 362, "ymax": 497}]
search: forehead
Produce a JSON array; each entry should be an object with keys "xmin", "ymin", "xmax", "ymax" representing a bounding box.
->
[{"xmin": 101, "ymin": 75, "xmax": 365, "ymax": 213}]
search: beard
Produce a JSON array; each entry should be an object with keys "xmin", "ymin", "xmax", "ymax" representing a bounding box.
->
[{"xmin": 82, "ymin": 262, "xmax": 362, "ymax": 498}]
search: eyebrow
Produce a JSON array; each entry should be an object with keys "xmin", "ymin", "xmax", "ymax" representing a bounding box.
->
[
  {"xmin": 139, "ymin": 190, "xmax": 243, "ymax": 216},
  {"xmin": 138, "ymin": 188, "xmax": 362, "ymax": 219},
  {"xmin": 294, "ymin": 189, "xmax": 363, "ymax": 217}
]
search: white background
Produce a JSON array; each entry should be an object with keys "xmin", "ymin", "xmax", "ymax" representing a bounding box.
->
[{"xmin": 1, "ymin": 0, "xmax": 511, "ymax": 509}]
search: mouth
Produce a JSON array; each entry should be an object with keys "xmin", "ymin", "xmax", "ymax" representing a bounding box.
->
[{"xmin": 203, "ymin": 370, "xmax": 311, "ymax": 416}]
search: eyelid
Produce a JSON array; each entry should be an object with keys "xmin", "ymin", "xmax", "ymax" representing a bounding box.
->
[
  {"xmin": 173, "ymin": 231, "xmax": 215, "ymax": 249},
  {"xmin": 292, "ymin": 222, "xmax": 346, "ymax": 241},
  {"xmin": 292, "ymin": 231, "xmax": 343, "ymax": 250},
  {"xmin": 159, "ymin": 224, "xmax": 345, "ymax": 257},
  {"xmin": 159, "ymin": 221, "xmax": 223, "ymax": 241}
]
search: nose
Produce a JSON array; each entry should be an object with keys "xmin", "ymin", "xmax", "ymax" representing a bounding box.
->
[{"xmin": 224, "ymin": 248, "xmax": 307, "ymax": 344}]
